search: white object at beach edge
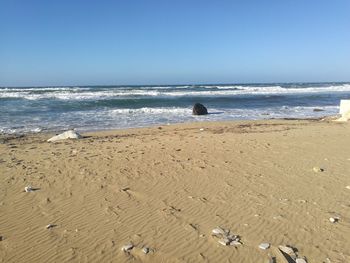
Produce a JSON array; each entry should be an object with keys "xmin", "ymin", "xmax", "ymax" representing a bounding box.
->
[
  {"xmin": 335, "ymin": 100, "xmax": 350, "ymax": 122},
  {"xmin": 48, "ymin": 130, "xmax": 82, "ymax": 142}
]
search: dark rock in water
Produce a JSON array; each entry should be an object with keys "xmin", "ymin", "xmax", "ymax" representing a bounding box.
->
[
  {"xmin": 313, "ymin": 108, "xmax": 324, "ymax": 112},
  {"xmin": 192, "ymin": 103, "xmax": 208, "ymax": 115}
]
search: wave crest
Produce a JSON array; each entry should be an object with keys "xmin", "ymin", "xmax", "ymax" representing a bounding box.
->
[{"xmin": 1, "ymin": 83, "xmax": 350, "ymax": 100}]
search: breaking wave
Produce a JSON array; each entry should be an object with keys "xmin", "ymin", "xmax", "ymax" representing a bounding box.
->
[
  {"xmin": 1, "ymin": 83, "xmax": 350, "ymax": 100},
  {"xmin": 0, "ymin": 82, "xmax": 348, "ymax": 134}
]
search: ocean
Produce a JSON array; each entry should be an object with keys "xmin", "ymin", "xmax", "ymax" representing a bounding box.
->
[{"xmin": 1, "ymin": 82, "xmax": 349, "ymax": 134}]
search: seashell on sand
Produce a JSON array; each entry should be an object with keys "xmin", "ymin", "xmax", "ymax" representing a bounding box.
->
[
  {"xmin": 142, "ymin": 247, "xmax": 150, "ymax": 254},
  {"xmin": 230, "ymin": 240, "xmax": 242, "ymax": 246},
  {"xmin": 226, "ymin": 234, "xmax": 238, "ymax": 241},
  {"xmin": 218, "ymin": 238, "xmax": 231, "ymax": 246},
  {"xmin": 212, "ymin": 226, "xmax": 227, "ymax": 236},
  {"xmin": 24, "ymin": 186, "xmax": 34, "ymax": 192},
  {"xmin": 278, "ymin": 245, "xmax": 296, "ymax": 257}
]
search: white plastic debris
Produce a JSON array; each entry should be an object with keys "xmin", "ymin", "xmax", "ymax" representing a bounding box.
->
[
  {"xmin": 335, "ymin": 100, "xmax": 350, "ymax": 122},
  {"xmin": 259, "ymin": 243, "xmax": 270, "ymax": 250},
  {"xmin": 339, "ymin": 100, "xmax": 350, "ymax": 114},
  {"xmin": 47, "ymin": 130, "xmax": 82, "ymax": 142},
  {"xmin": 199, "ymin": 128, "xmax": 204, "ymax": 131},
  {"xmin": 46, "ymin": 224, "xmax": 54, "ymax": 229}
]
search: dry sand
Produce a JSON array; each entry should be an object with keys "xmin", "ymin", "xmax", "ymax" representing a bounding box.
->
[{"xmin": 0, "ymin": 119, "xmax": 350, "ymax": 263}]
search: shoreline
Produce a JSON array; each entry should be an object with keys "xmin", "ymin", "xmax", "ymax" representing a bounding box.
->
[
  {"xmin": 1, "ymin": 118, "xmax": 349, "ymax": 262},
  {"xmin": 0, "ymin": 114, "xmax": 337, "ymax": 139}
]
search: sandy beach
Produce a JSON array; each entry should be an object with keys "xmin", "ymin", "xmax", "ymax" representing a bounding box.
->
[{"xmin": 0, "ymin": 119, "xmax": 350, "ymax": 263}]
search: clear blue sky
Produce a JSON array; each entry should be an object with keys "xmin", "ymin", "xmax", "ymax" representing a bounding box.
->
[{"xmin": 0, "ymin": 0, "xmax": 349, "ymax": 86}]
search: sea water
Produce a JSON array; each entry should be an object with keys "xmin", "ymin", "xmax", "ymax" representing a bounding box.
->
[{"xmin": 1, "ymin": 82, "xmax": 349, "ymax": 134}]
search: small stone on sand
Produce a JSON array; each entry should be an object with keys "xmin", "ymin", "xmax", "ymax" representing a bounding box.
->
[
  {"xmin": 273, "ymin": 215, "xmax": 283, "ymax": 220},
  {"xmin": 259, "ymin": 243, "xmax": 270, "ymax": 250},
  {"xmin": 212, "ymin": 226, "xmax": 242, "ymax": 248},
  {"xmin": 296, "ymin": 258, "xmax": 307, "ymax": 263},
  {"xmin": 121, "ymin": 243, "xmax": 133, "ymax": 252},
  {"xmin": 46, "ymin": 224, "xmax": 55, "ymax": 229},
  {"xmin": 313, "ymin": 167, "xmax": 324, "ymax": 172},
  {"xmin": 329, "ymin": 217, "xmax": 339, "ymax": 223}
]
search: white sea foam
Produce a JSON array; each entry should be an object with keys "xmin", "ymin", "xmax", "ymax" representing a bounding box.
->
[
  {"xmin": 1, "ymin": 84, "xmax": 350, "ymax": 100},
  {"xmin": 0, "ymin": 86, "xmax": 88, "ymax": 92},
  {"xmin": 0, "ymin": 127, "xmax": 42, "ymax": 134},
  {"xmin": 0, "ymin": 105, "xmax": 339, "ymax": 134},
  {"xmin": 109, "ymin": 107, "xmax": 190, "ymax": 115},
  {"xmin": 0, "ymin": 90, "xmax": 160, "ymax": 100}
]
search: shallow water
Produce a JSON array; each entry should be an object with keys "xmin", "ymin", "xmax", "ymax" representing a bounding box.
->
[{"xmin": 1, "ymin": 82, "xmax": 349, "ymax": 134}]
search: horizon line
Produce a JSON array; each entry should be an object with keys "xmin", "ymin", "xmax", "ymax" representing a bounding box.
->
[{"xmin": 1, "ymin": 80, "xmax": 350, "ymax": 88}]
